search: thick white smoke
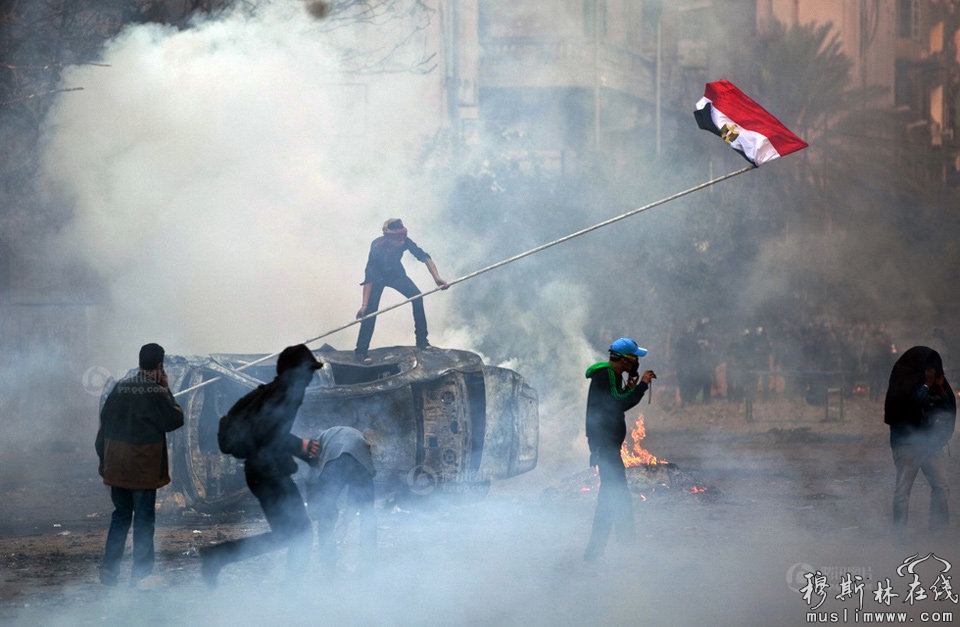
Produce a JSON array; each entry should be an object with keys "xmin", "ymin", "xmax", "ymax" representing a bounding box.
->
[{"xmin": 40, "ymin": 2, "xmax": 452, "ymax": 371}]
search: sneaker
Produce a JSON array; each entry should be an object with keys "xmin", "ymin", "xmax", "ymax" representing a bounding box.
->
[{"xmin": 98, "ymin": 565, "xmax": 118, "ymax": 587}]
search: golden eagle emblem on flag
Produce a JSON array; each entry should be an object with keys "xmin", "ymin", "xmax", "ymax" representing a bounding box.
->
[{"xmin": 720, "ymin": 123, "xmax": 740, "ymax": 144}]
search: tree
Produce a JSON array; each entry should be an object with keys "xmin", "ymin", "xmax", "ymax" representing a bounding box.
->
[
  {"xmin": 744, "ymin": 19, "xmax": 960, "ymax": 327},
  {"xmin": 673, "ymin": 18, "xmax": 959, "ymax": 330},
  {"xmin": 306, "ymin": 0, "xmax": 437, "ymax": 74}
]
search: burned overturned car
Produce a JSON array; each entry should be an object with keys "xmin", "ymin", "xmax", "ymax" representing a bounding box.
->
[{"xmin": 120, "ymin": 345, "xmax": 539, "ymax": 510}]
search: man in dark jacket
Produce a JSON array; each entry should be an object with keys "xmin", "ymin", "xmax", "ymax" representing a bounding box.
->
[
  {"xmin": 584, "ymin": 337, "xmax": 656, "ymax": 562},
  {"xmin": 884, "ymin": 345, "xmax": 956, "ymax": 534},
  {"xmin": 304, "ymin": 426, "xmax": 377, "ymax": 576},
  {"xmin": 95, "ymin": 342, "xmax": 184, "ymax": 587},
  {"xmin": 200, "ymin": 344, "xmax": 324, "ymax": 587},
  {"xmin": 354, "ymin": 218, "xmax": 448, "ymax": 362}
]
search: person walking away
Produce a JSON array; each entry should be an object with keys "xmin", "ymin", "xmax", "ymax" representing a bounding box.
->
[
  {"xmin": 354, "ymin": 218, "xmax": 448, "ymax": 363},
  {"xmin": 884, "ymin": 345, "xmax": 956, "ymax": 535},
  {"xmin": 95, "ymin": 342, "xmax": 184, "ymax": 588},
  {"xmin": 201, "ymin": 344, "xmax": 324, "ymax": 587},
  {"xmin": 584, "ymin": 337, "xmax": 656, "ymax": 563},
  {"xmin": 304, "ymin": 426, "xmax": 377, "ymax": 577}
]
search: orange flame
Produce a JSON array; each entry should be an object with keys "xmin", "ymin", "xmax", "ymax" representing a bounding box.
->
[{"xmin": 620, "ymin": 414, "xmax": 665, "ymax": 467}]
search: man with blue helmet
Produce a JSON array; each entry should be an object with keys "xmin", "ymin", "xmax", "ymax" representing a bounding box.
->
[{"xmin": 583, "ymin": 337, "xmax": 656, "ymax": 562}]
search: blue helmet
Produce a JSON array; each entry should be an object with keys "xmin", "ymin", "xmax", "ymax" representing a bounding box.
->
[{"xmin": 609, "ymin": 337, "xmax": 648, "ymax": 358}]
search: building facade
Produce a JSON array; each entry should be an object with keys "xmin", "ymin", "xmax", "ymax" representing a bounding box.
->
[
  {"xmin": 759, "ymin": 0, "xmax": 960, "ymax": 182},
  {"xmin": 439, "ymin": 0, "xmax": 657, "ymax": 178},
  {"xmin": 438, "ymin": 0, "xmax": 960, "ymax": 184}
]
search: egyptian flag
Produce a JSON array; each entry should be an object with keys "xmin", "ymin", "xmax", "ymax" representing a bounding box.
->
[{"xmin": 695, "ymin": 80, "xmax": 808, "ymax": 166}]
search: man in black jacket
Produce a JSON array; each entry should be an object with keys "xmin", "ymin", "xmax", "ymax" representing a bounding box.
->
[
  {"xmin": 583, "ymin": 337, "xmax": 656, "ymax": 562},
  {"xmin": 201, "ymin": 344, "xmax": 324, "ymax": 587},
  {"xmin": 884, "ymin": 345, "xmax": 956, "ymax": 534},
  {"xmin": 96, "ymin": 342, "xmax": 184, "ymax": 587}
]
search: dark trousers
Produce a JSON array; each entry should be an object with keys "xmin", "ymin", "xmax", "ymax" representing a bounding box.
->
[
  {"xmin": 101, "ymin": 487, "xmax": 157, "ymax": 583},
  {"xmin": 355, "ymin": 275, "xmax": 427, "ymax": 353},
  {"xmin": 306, "ymin": 455, "xmax": 377, "ymax": 574},
  {"xmin": 585, "ymin": 447, "xmax": 635, "ymax": 560},
  {"xmin": 205, "ymin": 472, "xmax": 313, "ymax": 573},
  {"xmin": 892, "ymin": 444, "xmax": 950, "ymax": 532}
]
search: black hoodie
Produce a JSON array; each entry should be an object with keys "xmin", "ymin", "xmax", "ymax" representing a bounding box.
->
[{"xmin": 884, "ymin": 346, "xmax": 956, "ymax": 448}]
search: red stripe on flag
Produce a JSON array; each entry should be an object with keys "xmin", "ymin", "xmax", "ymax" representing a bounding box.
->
[{"xmin": 703, "ymin": 80, "xmax": 808, "ymax": 157}]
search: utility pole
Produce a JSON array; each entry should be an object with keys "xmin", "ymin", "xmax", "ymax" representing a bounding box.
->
[
  {"xmin": 656, "ymin": 11, "xmax": 662, "ymax": 158},
  {"xmin": 593, "ymin": 0, "xmax": 601, "ymax": 153}
]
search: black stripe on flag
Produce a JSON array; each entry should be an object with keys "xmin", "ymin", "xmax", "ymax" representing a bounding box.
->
[{"xmin": 694, "ymin": 102, "xmax": 720, "ymax": 137}]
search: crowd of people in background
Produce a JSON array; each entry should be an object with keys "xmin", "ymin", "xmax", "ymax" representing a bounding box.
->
[{"xmin": 668, "ymin": 317, "xmax": 955, "ymax": 407}]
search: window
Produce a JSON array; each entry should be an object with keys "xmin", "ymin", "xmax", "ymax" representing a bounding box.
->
[{"xmin": 897, "ymin": 0, "xmax": 919, "ymax": 40}]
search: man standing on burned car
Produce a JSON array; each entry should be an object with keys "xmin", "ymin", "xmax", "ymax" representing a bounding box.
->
[
  {"xmin": 884, "ymin": 345, "xmax": 956, "ymax": 534},
  {"xmin": 354, "ymin": 218, "xmax": 448, "ymax": 363},
  {"xmin": 583, "ymin": 337, "xmax": 656, "ymax": 563}
]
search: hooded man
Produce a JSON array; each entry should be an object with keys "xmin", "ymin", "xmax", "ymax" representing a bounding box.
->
[
  {"xmin": 95, "ymin": 342, "xmax": 184, "ymax": 587},
  {"xmin": 201, "ymin": 344, "xmax": 324, "ymax": 587},
  {"xmin": 884, "ymin": 345, "xmax": 956, "ymax": 534},
  {"xmin": 354, "ymin": 218, "xmax": 448, "ymax": 363},
  {"xmin": 583, "ymin": 337, "xmax": 656, "ymax": 562}
]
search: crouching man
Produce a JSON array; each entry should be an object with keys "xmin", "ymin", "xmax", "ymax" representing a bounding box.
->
[{"xmin": 304, "ymin": 426, "xmax": 377, "ymax": 576}]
